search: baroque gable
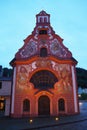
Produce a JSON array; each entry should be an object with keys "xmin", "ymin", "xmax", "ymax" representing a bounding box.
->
[
  {"xmin": 13, "ymin": 10, "xmax": 74, "ymax": 62},
  {"xmin": 15, "ymin": 36, "xmax": 72, "ymax": 60}
]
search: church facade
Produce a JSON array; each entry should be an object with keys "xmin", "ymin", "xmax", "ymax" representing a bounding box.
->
[{"xmin": 10, "ymin": 11, "xmax": 79, "ymax": 117}]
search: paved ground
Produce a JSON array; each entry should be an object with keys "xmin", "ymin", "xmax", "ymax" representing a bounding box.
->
[{"xmin": 0, "ymin": 100, "xmax": 87, "ymax": 130}]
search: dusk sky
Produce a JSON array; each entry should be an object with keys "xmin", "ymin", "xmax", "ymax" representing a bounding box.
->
[{"xmin": 0, "ymin": 0, "xmax": 87, "ymax": 69}]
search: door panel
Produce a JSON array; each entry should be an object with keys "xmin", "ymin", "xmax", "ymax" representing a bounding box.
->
[{"xmin": 38, "ymin": 96, "xmax": 50, "ymax": 115}]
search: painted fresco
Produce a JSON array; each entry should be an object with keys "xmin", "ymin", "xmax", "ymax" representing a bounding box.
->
[
  {"xmin": 35, "ymin": 58, "xmax": 52, "ymax": 68},
  {"xmin": 50, "ymin": 38, "xmax": 70, "ymax": 58},
  {"xmin": 53, "ymin": 63, "xmax": 72, "ymax": 93},
  {"xmin": 17, "ymin": 36, "xmax": 72, "ymax": 60},
  {"xmin": 16, "ymin": 65, "xmax": 34, "ymax": 92},
  {"xmin": 20, "ymin": 39, "xmax": 37, "ymax": 58},
  {"xmin": 16, "ymin": 60, "xmax": 72, "ymax": 94}
]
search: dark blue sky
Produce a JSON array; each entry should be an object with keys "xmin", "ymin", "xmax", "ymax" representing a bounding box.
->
[{"xmin": 0, "ymin": 0, "xmax": 87, "ymax": 69}]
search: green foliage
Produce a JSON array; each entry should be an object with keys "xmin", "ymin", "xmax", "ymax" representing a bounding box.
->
[
  {"xmin": 3, "ymin": 68, "xmax": 13, "ymax": 77},
  {"xmin": 76, "ymin": 67, "xmax": 87, "ymax": 88},
  {"xmin": 79, "ymin": 93, "xmax": 87, "ymax": 100}
]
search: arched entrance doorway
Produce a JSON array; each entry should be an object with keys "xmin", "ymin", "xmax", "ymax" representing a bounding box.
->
[{"xmin": 38, "ymin": 95, "xmax": 50, "ymax": 115}]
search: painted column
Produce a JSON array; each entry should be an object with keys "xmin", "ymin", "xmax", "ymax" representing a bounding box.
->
[
  {"xmin": 11, "ymin": 67, "xmax": 16, "ymax": 114},
  {"xmin": 38, "ymin": 16, "xmax": 40, "ymax": 23},
  {"xmin": 72, "ymin": 66, "xmax": 78, "ymax": 112}
]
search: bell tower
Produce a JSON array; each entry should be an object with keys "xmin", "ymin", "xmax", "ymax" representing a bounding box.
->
[
  {"xmin": 36, "ymin": 10, "xmax": 50, "ymax": 24},
  {"xmin": 32, "ymin": 10, "xmax": 55, "ymax": 39}
]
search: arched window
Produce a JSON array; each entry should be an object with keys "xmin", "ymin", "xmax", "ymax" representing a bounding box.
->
[
  {"xmin": 23, "ymin": 99, "xmax": 30, "ymax": 112},
  {"xmin": 40, "ymin": 17, "xmax": 43, "ymax": 23},
  {"xmin": 58, "ymin": 98, "xmax": 65, "ymax": 111},
  {"xmin": 44, "ymin": 17, "xmax": 47, "ymax": 22},
  {"xmin": 40, "ymin": 48, "xmax": 47, "ymax": 57},
  {"xmin": 39, "ymin": 30, "xmax": 47, "ymax": 35},
  {"xmin": 30, "ymin": 70, "xmax": 58, "ymax": 89}
]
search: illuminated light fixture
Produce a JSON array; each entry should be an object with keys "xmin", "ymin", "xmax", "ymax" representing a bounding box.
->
[
  {"xmin": 55, "ymin": 117, "xmax": 59, "ymax": 121},
  {"xmin": 78, "ymin": 94, "xmax": 81, "ymax": 97},
  {"xmin": 29, "ymin": 119, "xmax": 33, "ymax": 123},
  {"xmin": 79, "ymin": 102, "xmax": 83, "ymax": 106}
]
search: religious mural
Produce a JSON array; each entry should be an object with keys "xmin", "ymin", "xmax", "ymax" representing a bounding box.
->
[
  {"xmin": 54, "ymin": 64, "xmax": 72, "ymax": 93},
  {"xmin": 50, "ymin": 38, "xmax": 72, "ymax": 58},
  {"xmin": 16, "ymin": 59, "xmax": 72, "ymax": 94},
  {"xmin": 20, "ymin": 39, "xmax": 37, "ymax": 58},
  {"xmin": 35, "ymin": 58, "xmax": 52, "ymax": 68},
  {"xmin": 18, "ymin": 37, "xmax": 72, "ymax": 60},
  {"xmin": 16, "ymin": 65, "xmax": 34, "ymax": 92}
]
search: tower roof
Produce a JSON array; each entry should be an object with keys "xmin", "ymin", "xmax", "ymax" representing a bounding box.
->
[
  {"xmin": 36, "ymin": 10, "xmax": 50, "ymax": 24},
  {"xmin": 36, "ymin": 10, "xmax": 50, "ymax": 16}
]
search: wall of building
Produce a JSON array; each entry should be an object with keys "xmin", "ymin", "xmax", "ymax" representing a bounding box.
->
[
  {"xmin": 11, "ymin": 61, "xmax": 79, "ymax": 117},
  {"xmin": 0, "ymin": 80, "xmax": 11, "ymax": 116},
  {"xmin": 0, "ymin": 81, "xmax": 11, "ymax": 96}
]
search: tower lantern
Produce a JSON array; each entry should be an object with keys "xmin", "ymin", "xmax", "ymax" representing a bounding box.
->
[{"xmin": 36, "ymin": 10, "xmax": 50, "ymax": 24}]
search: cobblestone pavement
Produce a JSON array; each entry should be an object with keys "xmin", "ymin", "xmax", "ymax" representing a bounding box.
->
[
  {"xmin": 0, "ymin": 100, "xmax": 87, "ymax": 130},
  {"xmin": 39, "ymin": 120, "xmax": 87, "ymax": 130}
]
